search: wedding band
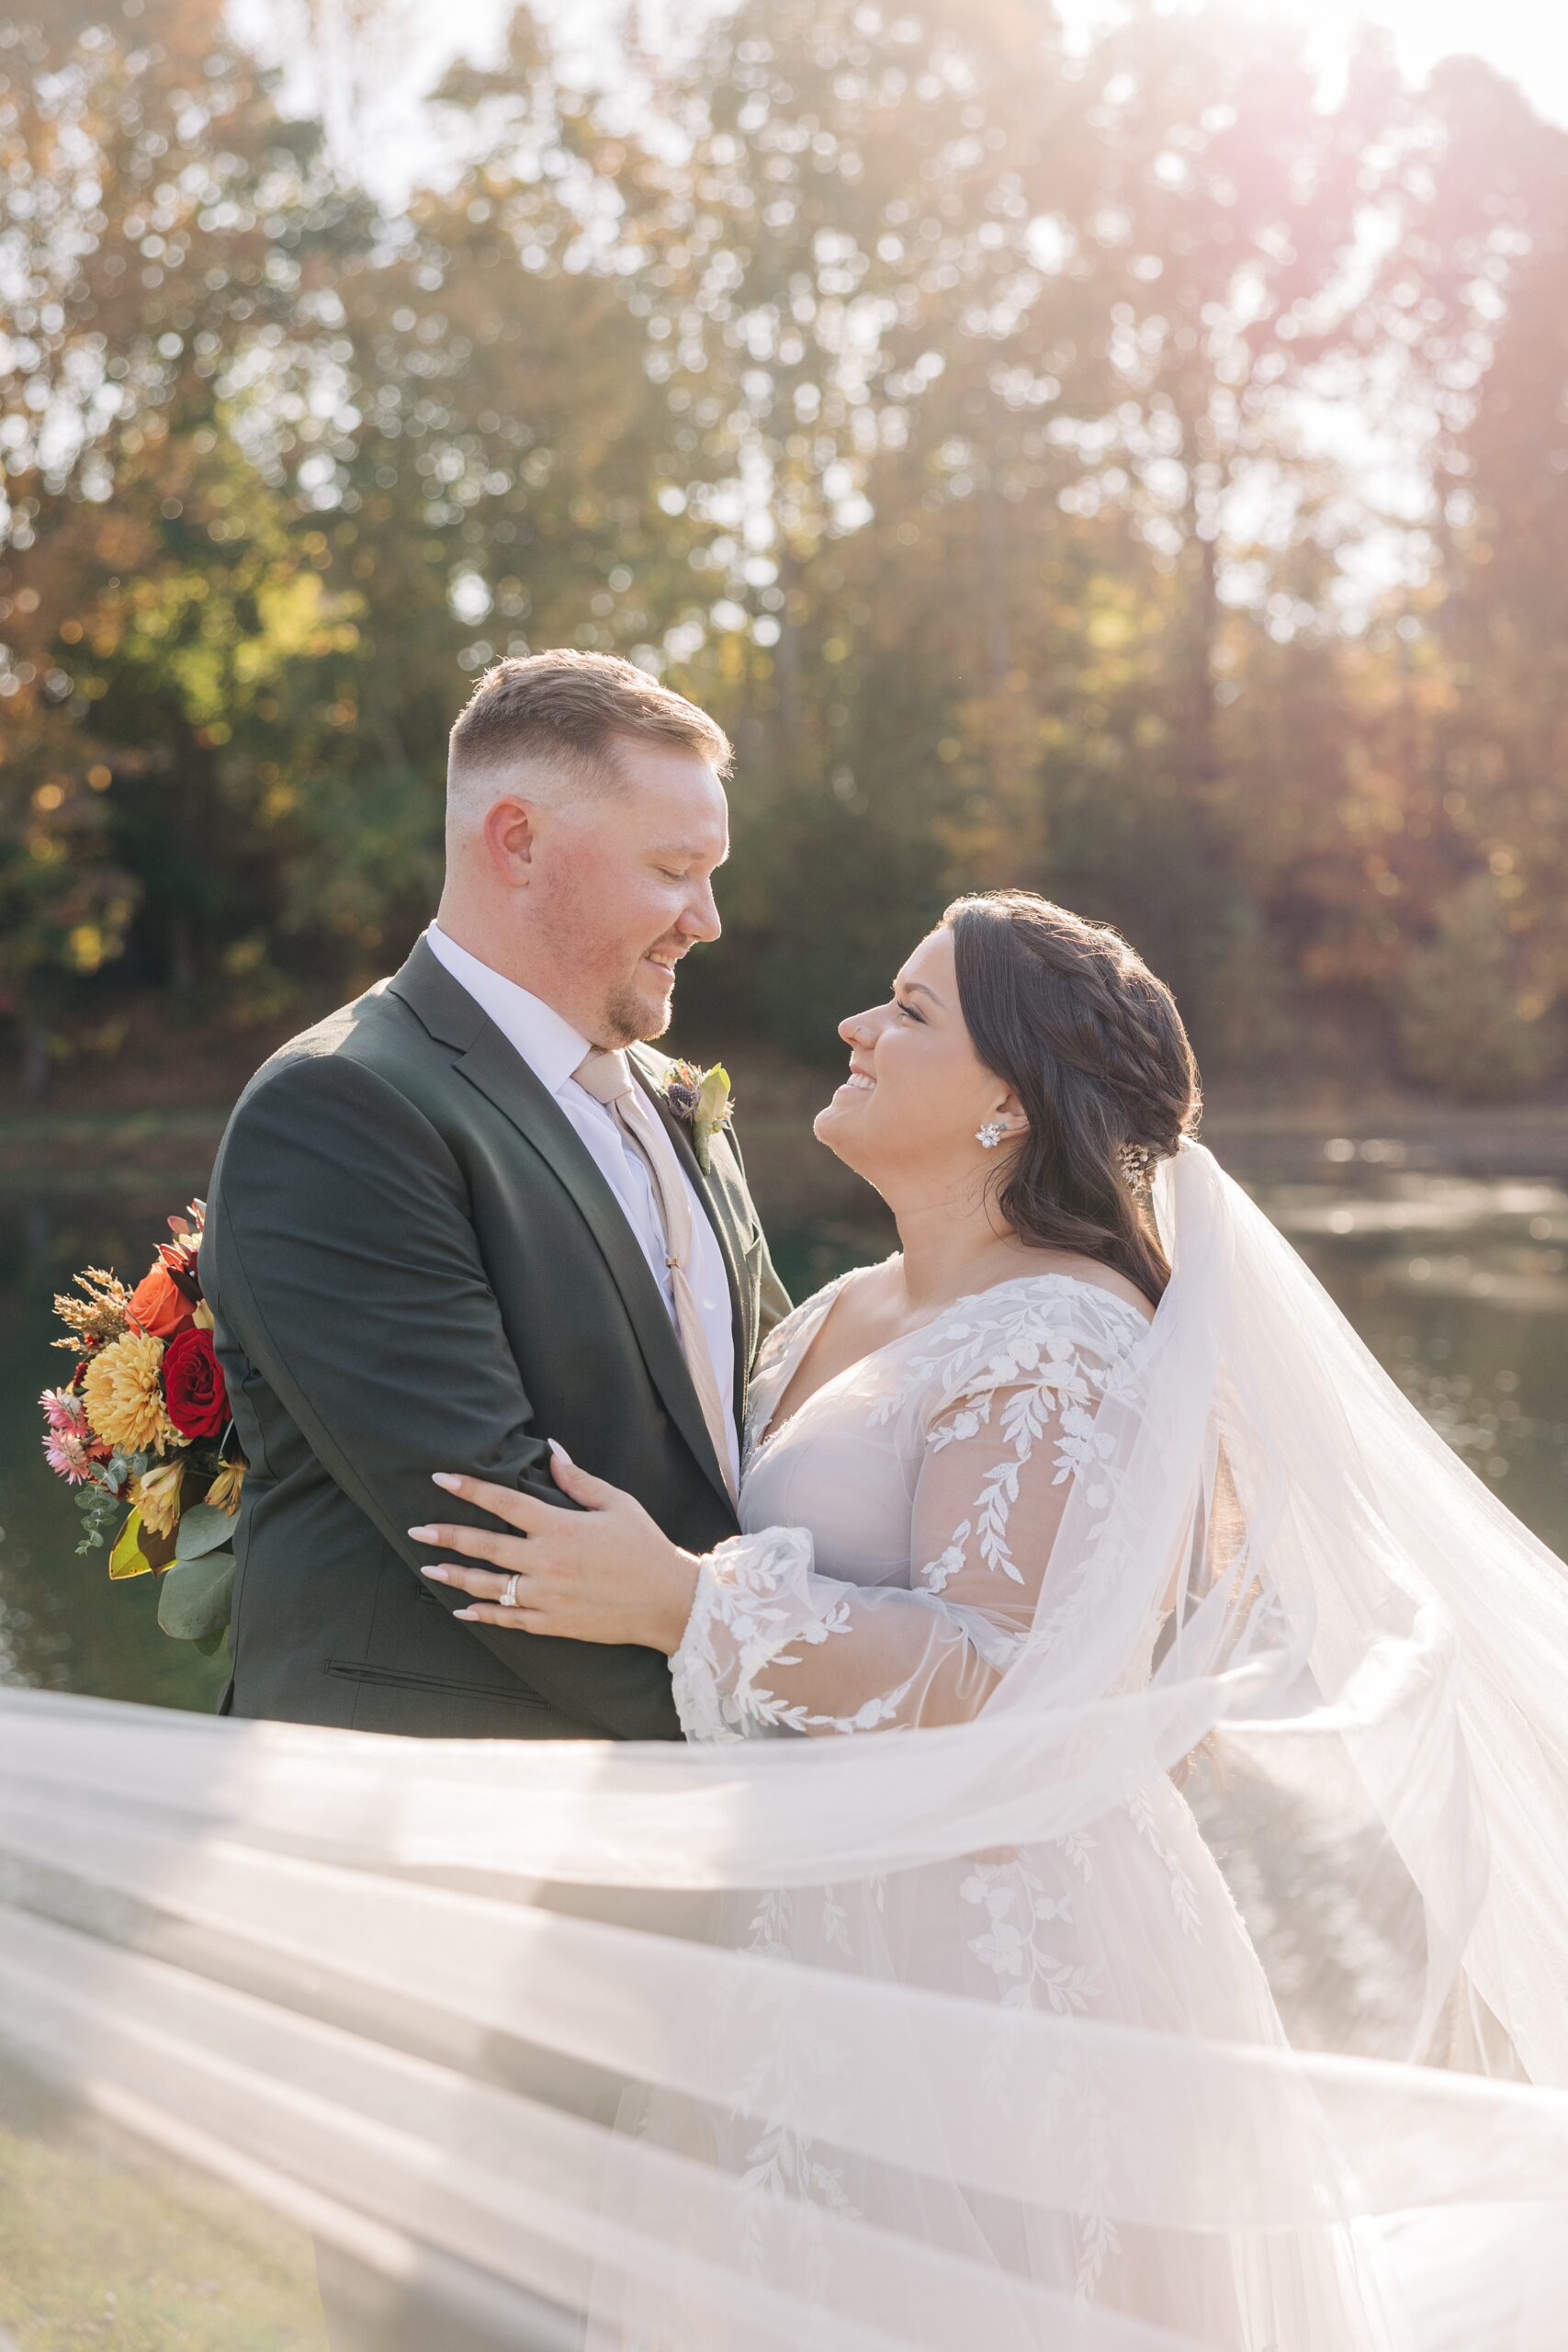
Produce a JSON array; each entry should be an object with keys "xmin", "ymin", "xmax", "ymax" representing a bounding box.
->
[{"xmin": 502, "ymin": 1574, "xmax": 522, "ymax": 1611}]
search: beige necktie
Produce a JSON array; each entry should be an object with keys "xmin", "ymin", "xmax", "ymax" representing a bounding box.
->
[{"xmin": 574, "ymin": 1048, "xmax": 738, "ymax": 1503}]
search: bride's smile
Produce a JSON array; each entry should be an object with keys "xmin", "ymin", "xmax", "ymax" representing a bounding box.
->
[{"xmin": 813, "ymin": 928, "xmax": 1029, "ymax": 1216}]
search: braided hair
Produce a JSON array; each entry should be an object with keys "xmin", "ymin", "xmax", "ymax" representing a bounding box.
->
[{"xmin": 944, "ymin": 891, "xmax": 1201, "ymax": 1306}]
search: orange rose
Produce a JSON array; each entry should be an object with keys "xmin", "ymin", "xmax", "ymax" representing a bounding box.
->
[{"xmin": 127, "ymin": 1261, "xmax": 192, "ymax": 1340}]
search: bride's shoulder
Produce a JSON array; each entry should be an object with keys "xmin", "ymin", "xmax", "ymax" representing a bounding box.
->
[
  {"xmin": 915, "ymin": 1265, "xmax": 1153, "ymax": 1396},
  {"xmin": 959, "ymin": 1258, "xmax": 1151, "ymax": 1329},
  {"xmin": 1021, "ymin": 1261, "xmax": 1155, "ymax": 1334}
]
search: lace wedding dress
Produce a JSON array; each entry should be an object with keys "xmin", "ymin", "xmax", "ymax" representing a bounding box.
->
[{"xmin": 626, "ymin": 1268, "xmax": 1403, "ymax": 2349}]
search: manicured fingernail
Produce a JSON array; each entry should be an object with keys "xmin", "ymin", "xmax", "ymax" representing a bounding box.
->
[
  {"xmin": 421, "ymin": 1566, "xmax": 450, "ymax": 1583},
  {"xmin": 453, "ymin": 1607, "xmax": 478, "ymax": 1621},
  {"xmin": 408, "ymin": 1524, "xmax": 439, "ymax": 1541},
  {"xmin": 432, "ymin": 1472, "xmax": 461, "ymax": 1491},
  {"xmin": 548, "ymin": 1440, "xmax": 572, "ymax": 1466}
]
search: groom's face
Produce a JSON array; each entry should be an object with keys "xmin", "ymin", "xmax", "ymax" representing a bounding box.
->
[{"xmin": 537, "ymin": 739, "xmax": 729, "ymax": 1048}]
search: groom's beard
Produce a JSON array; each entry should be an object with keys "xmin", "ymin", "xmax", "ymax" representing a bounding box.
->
[{"xmin": 603, "ymin": 974, "xmax": 674, "ymax": 1047}]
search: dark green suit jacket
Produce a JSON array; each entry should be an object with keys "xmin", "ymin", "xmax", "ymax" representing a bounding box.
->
[{"xmin": 201, "ymin": 933, "xmax": 789, "ymax": 1740}]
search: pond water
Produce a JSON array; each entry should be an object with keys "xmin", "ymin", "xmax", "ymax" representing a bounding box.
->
[{"xmin": 4, "ymin": 1148, "xmax": 1567, "ymax": 1713}]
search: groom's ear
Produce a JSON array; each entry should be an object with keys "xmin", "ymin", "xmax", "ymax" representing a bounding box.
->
[{"xmin": 482, "ymin": 797, "xmax": 537, "ymax": 886}]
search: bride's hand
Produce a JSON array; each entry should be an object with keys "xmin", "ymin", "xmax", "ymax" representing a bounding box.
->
[{"xmin": 412, "ymin": 1446, "xmax": 702, "ymax": 1656}]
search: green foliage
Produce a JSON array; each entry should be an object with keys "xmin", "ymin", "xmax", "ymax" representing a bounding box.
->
[
  {"xmin": 156, "ymin": 1546, "xmax": 236, "ymax": 1642},
  {"xmin": 1397, "ymin": 877, "xmax": 1566, "ymax": 1100},
  {"xmin": 3, "ymin": 0, "xmax": 1567, "ymax": 1097},
  {"xmin": 173, "ymin": 1500, "xmax": 237, "ymax": 1561},
  {"xmin": 73, "ymin": 1459, "xmax": 130, "ymax": 1555}
]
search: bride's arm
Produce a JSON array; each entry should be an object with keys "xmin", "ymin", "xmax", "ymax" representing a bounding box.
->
[
  {"xmin": 412, "ymin": 1368, "xmax": 1087, "ymax": 1736},
  {"xmin": 667, "ymin": 1373, "xmax": 1086, "ymax": 1740},
  {"xmin": 412, "ymin": 1306, "xmax": 1125, "ymax": 1739}
]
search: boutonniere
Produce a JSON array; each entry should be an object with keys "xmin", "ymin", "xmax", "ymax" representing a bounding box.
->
[{"xmin": 660, "ymin": 1059, "xmax": 735, "ymax": 1173}]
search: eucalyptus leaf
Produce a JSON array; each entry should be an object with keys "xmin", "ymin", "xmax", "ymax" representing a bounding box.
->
[
  {"xmin": 157, "ymin": 1548, "xmax": 236, "ymax": 1643},
  {"xmin": 175, "ymin": 1501, "xmax": 238, "ymax": 1561}
]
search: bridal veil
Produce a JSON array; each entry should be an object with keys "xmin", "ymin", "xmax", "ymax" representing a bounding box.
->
[{"xmin": 6, "ymin": 1141, "xmax": 1568, "ymax": 2348}]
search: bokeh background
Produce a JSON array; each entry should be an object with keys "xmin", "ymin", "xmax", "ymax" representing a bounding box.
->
[
  {"xmin": 4, "ymin": 0, "xmax": 1568, "ymax": 1705},
  {"xmin": 5, "ymin": 0, "xmax": 1568, "ymax": 1094}
]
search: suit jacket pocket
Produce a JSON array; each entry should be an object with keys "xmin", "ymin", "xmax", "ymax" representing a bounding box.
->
[{"xmin": 324, "ymin": 1658, "xmax": 548, "ymax": 1708}]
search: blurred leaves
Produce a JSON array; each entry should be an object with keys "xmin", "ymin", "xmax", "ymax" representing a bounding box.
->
[{"xmin": 3, "ymin": 0, "xmax": 1567, "ymax": 1096}]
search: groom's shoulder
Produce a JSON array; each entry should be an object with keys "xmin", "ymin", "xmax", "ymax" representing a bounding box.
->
[{"xmin": 231, "ymin": 975, "xmax": 410, "ymax": 1114}]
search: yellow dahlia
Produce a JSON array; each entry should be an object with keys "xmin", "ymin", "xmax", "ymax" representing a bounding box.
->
[
  {"xmin": 133, "ymin": 1457, "xmax": 186, "ymax": 1541},
  {"xmin": 83, "ymin": 1329, "xmax": 174, "ymax": 1456},
  {"xmin": 206, "ymin": 1461, "xmax": 244, "ymax": 1515}
]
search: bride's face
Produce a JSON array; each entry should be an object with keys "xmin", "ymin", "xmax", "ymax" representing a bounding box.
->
[{"xmin": 815, "ymin": 929, "xmax": 1021, "ymax": 1193}]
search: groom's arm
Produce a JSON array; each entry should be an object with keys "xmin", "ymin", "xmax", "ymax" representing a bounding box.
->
[{"xmin": 209, "ymin": 1052, "xmax": 681, "ymax": 1740}]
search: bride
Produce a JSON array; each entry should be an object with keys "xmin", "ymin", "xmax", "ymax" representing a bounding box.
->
[{"xmin": 408, "ymin": 888, "xmax": 1547, "ymax": 2349}]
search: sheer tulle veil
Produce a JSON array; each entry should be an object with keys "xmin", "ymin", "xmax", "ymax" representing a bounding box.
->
[{"xmin": 6, "ymin": 1139, "xmax": 1568, "ymax": 2347}]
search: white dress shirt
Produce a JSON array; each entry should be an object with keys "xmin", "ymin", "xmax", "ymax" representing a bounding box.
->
[{"xmin": 426, "ymin": 923, "xmax": 739, "ymax": 1487}]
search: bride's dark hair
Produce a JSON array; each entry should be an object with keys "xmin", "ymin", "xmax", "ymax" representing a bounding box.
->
[{"xmin": 944, "ymin": 890, "xmax": 1201, "ymax": 1306}]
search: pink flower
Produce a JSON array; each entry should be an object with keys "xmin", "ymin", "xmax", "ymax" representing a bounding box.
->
[
  {"xmin": 39, "ymin": 1385, "xmax": 88, "ymax": 1438},
  {"xmin": 43, "ymin": 1427, "xmax": 94, "ymax": 1485},
  {"xmin": 39, "ymin": 1386, "xmax": 107, "ymax": 1484}
]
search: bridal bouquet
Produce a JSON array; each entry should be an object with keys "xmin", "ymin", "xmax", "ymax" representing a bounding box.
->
[{"xmin": 39, "ymin": 1200, "xmax": 243, "ymax": 1649}]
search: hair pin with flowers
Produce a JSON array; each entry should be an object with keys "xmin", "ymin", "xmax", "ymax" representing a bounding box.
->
[
  {"xmin": 1117, "ymin": 1139, "xmax": 1161, "ymax": 1197},
  {"xmin": 41, "ymin": 1199, "xmax": 244, "ymax": 1649}
]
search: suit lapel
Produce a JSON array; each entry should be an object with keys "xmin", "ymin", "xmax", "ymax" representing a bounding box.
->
[
  {"xmin": 630, "ymin": 1052, "xmax": 752, "ymax": 1426},
  {"xmin": 389, "ymin": 940, "xmax": 734, "ymax": 1512}
]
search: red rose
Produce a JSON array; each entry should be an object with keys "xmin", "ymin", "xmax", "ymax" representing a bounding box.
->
[{"xmin": 162, "ymin": 1327, "xmax": 230, "ymax": 1440}]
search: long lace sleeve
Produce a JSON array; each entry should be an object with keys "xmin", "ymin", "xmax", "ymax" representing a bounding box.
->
[{"xmin": 670, "ymin": 1289, "xmax": 1141, "ymax": 1742}]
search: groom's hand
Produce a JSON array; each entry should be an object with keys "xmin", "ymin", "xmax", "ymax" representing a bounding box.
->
[{"xmin": 411, "ymin": 1445, "xmax": 703, "ymax": 1658}]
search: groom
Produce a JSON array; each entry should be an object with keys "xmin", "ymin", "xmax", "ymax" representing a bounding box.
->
[{"xmin": 203, "ymin": 650, "xmax": 788, "ymax": 1740}]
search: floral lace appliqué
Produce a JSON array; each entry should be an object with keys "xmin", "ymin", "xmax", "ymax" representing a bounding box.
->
[
  {"xmin": 672, "ymin": 1526, "xmax": 920, "ymax": 1738},
  {"xmin": 961, "ymin": 1848, "xmax": 1120, "ymax": 2297}
]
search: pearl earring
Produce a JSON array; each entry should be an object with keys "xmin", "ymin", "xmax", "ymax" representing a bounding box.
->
[{"xmin": 976, "ymin": 1121, "xmax": 1006, "ymax": 1149}]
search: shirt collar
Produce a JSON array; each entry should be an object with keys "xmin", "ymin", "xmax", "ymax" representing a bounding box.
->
[{"xmin": 425, "ymin": 922, "xmax": 590, "ymax": 1099}]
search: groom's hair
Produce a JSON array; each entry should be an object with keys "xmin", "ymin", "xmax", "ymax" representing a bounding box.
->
[{"xmin": 446, "ymin": 650, "xmax": 731, "ymax": 823}]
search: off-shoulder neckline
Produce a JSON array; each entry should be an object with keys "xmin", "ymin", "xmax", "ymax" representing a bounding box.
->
[{"xmin": 750, "ymin": 1262, "xmax": 1153, "ymax": 1461}]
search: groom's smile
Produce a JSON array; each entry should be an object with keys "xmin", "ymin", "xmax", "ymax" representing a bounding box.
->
[
  {"xmin": 642, "ymin": 942, "xmax": 688, "ymax": 991},
  {"xmin": 536, "ymin": 745, "xmax": 731, "ymax": 1049}
]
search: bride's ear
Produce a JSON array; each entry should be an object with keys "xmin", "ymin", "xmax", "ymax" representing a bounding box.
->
[{"xmin": 988, "ymin": 1088, "xmax": 1027, "ymax": 1143}]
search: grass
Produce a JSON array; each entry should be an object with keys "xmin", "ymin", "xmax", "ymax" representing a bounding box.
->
[{"xmin": 0, "ymin": 2109, "xmax": 327, "ymax": 2351}]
